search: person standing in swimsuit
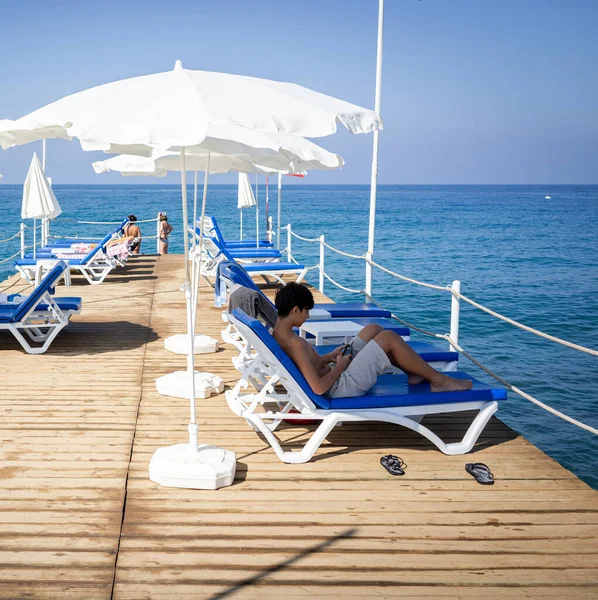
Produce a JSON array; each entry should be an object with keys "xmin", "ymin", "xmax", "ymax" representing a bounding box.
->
[
  {"xmin": 158, "ymin": 212, "xmax": 173, "ymax": 254},
  {"xmin": 124, "ymin": 214, "xmax": 142, "ymax": 255}
]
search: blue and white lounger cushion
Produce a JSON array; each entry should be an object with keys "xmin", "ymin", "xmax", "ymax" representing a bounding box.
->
[
  {"xmin": 226, "ymin": 309, "xmax": 507, "ymax": 463},
  {"xmin": 15, "ymin": 230, "xmax": 118, "ymax": 285},
  {"xmin": 0, "ymin": 261, "xmax": 81, "ymax": 354}
]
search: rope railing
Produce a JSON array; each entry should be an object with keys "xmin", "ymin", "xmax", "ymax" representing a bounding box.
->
[
  {"xmin": 445, "ymin": 335, "xmax": 598, "ymax": 435},
  {"xmin": 320, "ymin": 268, "xmax": 364, "ymax": 295},
  {"xmin": 0, "ymin": 229, "xmax": 24, "ymax": 244},
  {"xmin": 287, "ymin": 229, "xmax": 320, "ymax": 243},
  {"xmin": 449, "ymin": 288, "xmax": 598, "ymax": 357},
  {"xmin": 321, "ymin": 239, "xmax": 366, "ymax": 261},
  {"xmin": 0, "ymin": 240, "xmax": 45, "ymax": 265},
  {"xmin": 288, "ymin": 224, "xmax": 598, "ymax": 357}
]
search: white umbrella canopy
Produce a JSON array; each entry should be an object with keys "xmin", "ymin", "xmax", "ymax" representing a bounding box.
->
[
  {"xmin": 21, "ymin": 153, "xmax": 62, "ymax": 219},
  {"xmin": 0, "ymin": 60, "xmax": 382, "ymax": 153},
  {"xmin": 92, "ymin": 152, "xmax": 282, "ymax": 177}
]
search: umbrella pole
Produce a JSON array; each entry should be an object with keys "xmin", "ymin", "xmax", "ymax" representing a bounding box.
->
[
  {"xmin": 240, "ymin": 210, "xmax": 243, "ymax": 240},
  {"xmin": 277, "ymin": 173, "xmax": 282, "ymax": 250},
  {"xmin": 190, "ymin": 170, "xmax": 199, "ymax": 325},
  {"xmin": 255, "ymin": 175, "xmax": 259, "ymax": 248},
  {"xmin": 33, "ymin": 219, "xmax": 36, "ymax": 259},
  {"xmin": 192, "ymin": 152, "xmax": 210, "ymax": 338},
  {"xmin": 179, "ymin": 149, "xmax": 198, "ymax": 451}
]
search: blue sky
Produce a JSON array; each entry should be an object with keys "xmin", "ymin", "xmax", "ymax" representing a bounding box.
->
[{"xmin": 0, "ymin": 0, "xmax": 596, "ymax": 184}]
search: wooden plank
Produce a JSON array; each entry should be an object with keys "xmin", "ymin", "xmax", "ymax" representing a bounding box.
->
[{"xmin": 0, "ymin": 253, "xmax": 596, "ymax": 599}]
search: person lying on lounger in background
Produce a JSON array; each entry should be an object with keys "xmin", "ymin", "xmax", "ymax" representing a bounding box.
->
[
  {"xmin": 124, "ymin": 214, "xmax": 142, "ymax": 255},
  {"xmin": 273, "ymin": 283, "xmax": 472, "ymax": 398}
]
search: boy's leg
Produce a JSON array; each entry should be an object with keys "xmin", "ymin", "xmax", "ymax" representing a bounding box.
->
[{"xmin": 373, "ymin": 330, "xmax": 472, "ymax": 392}]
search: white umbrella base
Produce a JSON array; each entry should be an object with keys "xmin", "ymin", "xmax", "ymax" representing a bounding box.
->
[
  {"xmin": 156, "ymin": 371, "xmax": 224, "ymax": 399},
  {"xmin": 164, "ymin": 333, "xmax": 219, "ymax": 355},
  {"xmin": 149, "ymin": 443, "xmax": 236, "ymax": 490}
]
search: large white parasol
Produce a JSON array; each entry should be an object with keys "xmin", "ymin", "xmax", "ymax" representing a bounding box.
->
[
  {"xmin": 0, "ymin": 61, "xmax": 382, "ymax": 153},
  {"xmin": 0, "ymin": 60, "xmax": 379, "ymax": 490},
  {"xmin": 22, "ymin": 153, "xmax": 62, "ymax": 258}
]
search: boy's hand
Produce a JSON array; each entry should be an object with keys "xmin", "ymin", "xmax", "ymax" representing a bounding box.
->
[
  {"xmin": 330, "ymin": 345, "xmax": 345, "ymax": 359},
  {"xmin": 335, "ymin": 353, "xmax": 352, "ymax": 368}
]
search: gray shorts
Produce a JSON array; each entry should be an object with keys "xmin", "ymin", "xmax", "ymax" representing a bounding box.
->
[{"xmin": 327, "ymin": 337, "xmax": 391, "ymax": 398}]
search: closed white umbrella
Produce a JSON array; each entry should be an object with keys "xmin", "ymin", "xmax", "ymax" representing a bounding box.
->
[
  {"xmin": 22, "ymin": 153, "xmax": 62, "ymax": 258},
  {"xmin": 237, "ymin": 173, "xmax": 256, "ymax": 239},
  {"xmin": 0, "ymin": 60, "xmax": 377, "ymax": 491}
]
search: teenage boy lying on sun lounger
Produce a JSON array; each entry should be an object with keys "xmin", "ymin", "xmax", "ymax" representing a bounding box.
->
[{"xmin": 273, "ymin": 283, "xmax": 472, "ymax": 398}]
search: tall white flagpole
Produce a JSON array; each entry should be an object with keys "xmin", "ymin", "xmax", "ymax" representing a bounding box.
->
[{"xmin": 365, "ymin": 0, "xmax": 384, "ymax": 299}]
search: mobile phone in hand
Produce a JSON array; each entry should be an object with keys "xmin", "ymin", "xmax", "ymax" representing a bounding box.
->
[{"xmin": 342, "ymin": 342, "xmax": 353, "ymax": 356}]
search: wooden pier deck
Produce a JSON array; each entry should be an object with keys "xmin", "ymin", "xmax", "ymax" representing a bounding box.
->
[{"xmin": 0, "ymin": 254, "xmax": 596, "ymax": 599}]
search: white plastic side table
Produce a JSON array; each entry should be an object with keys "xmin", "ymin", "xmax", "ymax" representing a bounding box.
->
[{"xmin": 299, "ymin": 320, "xmax": 362, "ymax": 345}]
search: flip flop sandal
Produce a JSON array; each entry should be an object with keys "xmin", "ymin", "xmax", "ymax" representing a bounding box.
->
[
  {"xmin": 465, "ymin": 462, "xmax": 494, "ymax": 485},
  {"xmin": 380, "ymin": 454, "xmax": 406, "ymax": 476}
]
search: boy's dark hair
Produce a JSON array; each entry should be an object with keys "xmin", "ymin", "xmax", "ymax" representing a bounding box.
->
[
  {"xmin": 127, "ymin": 214, "xmax": 137, "ymax": 222},
  {"xmin": 275, "ymin": 282, "xmax": 314, "ymax": 317}
]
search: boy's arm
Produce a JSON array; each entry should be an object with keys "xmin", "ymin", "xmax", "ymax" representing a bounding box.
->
[{"xmin": 288, "ymin": 338, "xmax": 351, "ymax": 396}]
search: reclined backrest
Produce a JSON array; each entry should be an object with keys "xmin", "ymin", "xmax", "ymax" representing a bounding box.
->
[
  {"xmin": 221, "ymin": 262, "xmax": 262, "ymax": 293},
  {"xmin": 208, "ymin": 217, "xmax": 228, "ymax": 246},
  {"xmin": 81, "ymin": 231, "xmax": 113, "ymax": 264},
  {"xmin": 231, "ymin": 308, "xmax": 331, "ymax": 410},
  {"xmin": 13, "ymin": 261, "xmax": 67, "ymax": 322}
]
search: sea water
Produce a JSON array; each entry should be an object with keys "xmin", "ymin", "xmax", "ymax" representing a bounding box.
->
[{"xmin": 1, "ymin": 183, "xmax": 597, "ymax": 488}]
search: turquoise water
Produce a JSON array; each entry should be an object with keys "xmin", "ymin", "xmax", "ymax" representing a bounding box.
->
[{"xmin": 1, "ymin": 183, "xmax": 597, "ymax": 488}]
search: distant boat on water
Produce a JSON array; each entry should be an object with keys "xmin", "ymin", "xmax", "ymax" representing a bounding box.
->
[{"xmin": 545, "ymin": 195, "xmax": 551, "ymax": 199}]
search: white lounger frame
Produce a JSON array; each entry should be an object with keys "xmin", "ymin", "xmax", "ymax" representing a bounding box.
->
[
  {"xmin": 16, "ymin": 249, "xmax": 118, "ymax": 286},
  {"xmin": 0, "ymin": 289, "xmax": 75, "ymax": 354},
  {"xmin": 225, "ymin": 314, "xmax": 499, "ymax": 464}
]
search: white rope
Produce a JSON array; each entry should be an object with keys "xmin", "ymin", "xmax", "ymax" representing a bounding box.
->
[
  {"xmin": 0, "ymin": 240, "xmax": 44, "ymax": 265},
  {"xmin": 0, "ymin": 229, "xmax": 24, "ymax": 244},
  {"xmin": 0, "ymin": 248, "xmax": 24, "ymax": 265},
  {"xmin": 369, "ymin": 257, "xmax": 447, "ymax": 291},
  {"xmin": 320, "ymin": 268, "xmax": 364, "ymax": 295},
  {"xmin": 287, "ymin": 251, "xmax": 319, "ymax": 271},
  {"xmin": 450, "ymin": 288, "xmax": 598, "ymax": 357},
  {"xmin": 321, "ymin": 239, "xmax": 366, "ymax": 261},
  {"xmin": 288, "ymin": 230, "xmax": 320, "ymax": 243},
  {"xmin": 445, "ymin": 335, "xmax": 598, "ymax": 435}
]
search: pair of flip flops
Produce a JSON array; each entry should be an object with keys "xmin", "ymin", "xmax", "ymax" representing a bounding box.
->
[
  {"xmin": 380, "ymin": 454, "xmax": 406, "ymax": 476},
  {"xmin": 465, "ymin": 462, "xmax": 494, "ymax": 485}
]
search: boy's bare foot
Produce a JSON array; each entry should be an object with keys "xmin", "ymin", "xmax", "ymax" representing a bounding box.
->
[
  {"xmin": 430, "ymin": 374, "xmax": 473, "ymax": 393},
  {"xmin": 407, "ymin": 374, "xmax": 425, "ymax": 385}
]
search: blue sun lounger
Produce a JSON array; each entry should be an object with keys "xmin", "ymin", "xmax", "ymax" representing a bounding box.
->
[
  {"xmin": 0, "ymin": 261, "xmax": 82, "ymax": 354},
  {"xmin": 217, "ymin": 260, "xmax": 391, "ymax": 318},
  {"xmin": 202, "ymin": 216, "xmax": 274, "ymax": 249},
  {"xmin": 200, "ymin": 238, "xmax": 307, "ymax": 292},
  {"xmin": 226, "ymin": 309, "xmax": 506, "ymax": 463},
  {"xmin": 192, "ymin": 225, "xmax": 282, "ymax": 260},
  {"xmin": 15, "ymin": 230, "xmax": 118, "ymax": 286}
]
